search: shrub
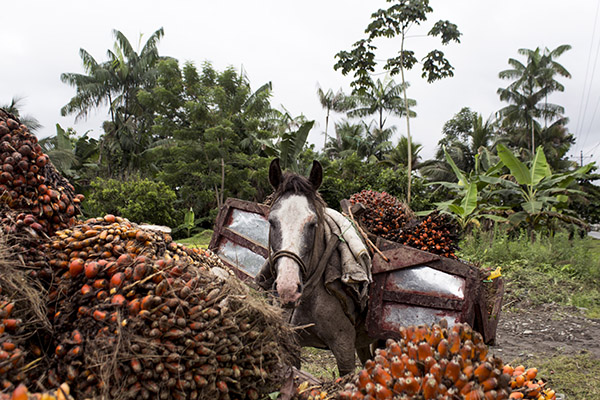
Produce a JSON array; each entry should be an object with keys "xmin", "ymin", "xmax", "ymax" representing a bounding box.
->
[{"xmin": 83, "ymin": 177, "xmax": 179, "ymax": 227}]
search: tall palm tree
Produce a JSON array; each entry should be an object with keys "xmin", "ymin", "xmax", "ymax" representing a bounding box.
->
[
  {"xmin": 316, "ymin": 86, "xmax": 350, "ymax": 148},
  {"xmin": 1, "ymin": 97, "xmax": 42, "ymax": 132},
  {"xmin": 61, "ymin": 27, "xmax": 165, "ymax": 177},
  {"xmin": 324, "ymin": 120, "xmax": 367, "ymax": 160},
  {"xmin": 497, "ymin": 45, "xmax": 571, "ymax": 155},
  {"xmin": 347, "ymin": 77, "xmax": 416, "ymax": 131}
]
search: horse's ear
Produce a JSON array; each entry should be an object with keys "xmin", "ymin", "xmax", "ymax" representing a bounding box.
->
[
  {"xmin": 269, "ymin": 158, "xmax": 283, "ymax": 190},
  {"xmin": 308, "ymin": 160, "xmax": 323, "ymax": 190}
]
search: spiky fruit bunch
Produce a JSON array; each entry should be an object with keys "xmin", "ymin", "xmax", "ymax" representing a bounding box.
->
[
  {"xmin": 41, "ymin": 215, "xmax": 298, "ymax": 400},
  {"xmin": 0, "ymin": 295, "xmax": 26, "ymax": 392},
  {"xmin": 334, "ymin": 322, "xmax": 556, "ymax": 400},
  {"xmin": 398, "ymin": 212, "xmax": 460, "ymax": 259},
  {"xmin": 349, "ymin": 190, "xmax": 413, "ymax": 240},
  {"xmin": 0, "ymin": 111, "xmax": 82, "ymax": 237}
]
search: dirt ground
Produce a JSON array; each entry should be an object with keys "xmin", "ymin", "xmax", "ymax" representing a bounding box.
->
[
  {"xmin": 300, "ymin": 303, "xmax": 600, "ymax": 380},
  {"xmin": 490, "ymin": 303, "xmax": 600, "ymax": 363}
]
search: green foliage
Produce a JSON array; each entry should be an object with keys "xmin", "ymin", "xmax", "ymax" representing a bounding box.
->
[
  {"xmin": 177, "ymin": 229, "xmax": 214, "ymax": 249},
  {"xmin": 459, "ymin": 230, "xmax": 600, "ymax": 316},
  {"xmin": 84, "ymin": 177, "xmax": 178, "ymax": 227},
  {"xmin": 334, "ymin": 0, "xmax": 461, "ymax": 92},
  {"xmin": 320, "ymin": 154, "xmax": 433, "ymax": 211}
]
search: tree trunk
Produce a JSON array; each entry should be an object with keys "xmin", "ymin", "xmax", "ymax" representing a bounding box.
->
[
  {"xmin": 400, "ymin": 33, "xmax": 412, "ymax": 204},
  {"xmin": 324, "ymin": 109, "xmax": 329, "ymax": 148}
]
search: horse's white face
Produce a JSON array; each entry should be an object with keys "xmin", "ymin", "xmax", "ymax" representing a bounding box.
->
[{"xmin": 269, "ymin": 194, "xmax": 318, "ymax": 306}]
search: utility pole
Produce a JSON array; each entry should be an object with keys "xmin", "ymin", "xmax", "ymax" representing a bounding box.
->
[{"xmin": 570, "ymin": 150, "xmax": 594, "ymax": 167}]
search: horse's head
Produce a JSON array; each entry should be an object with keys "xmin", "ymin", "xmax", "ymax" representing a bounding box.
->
[{"xmin": 267, "ymin": 158, "xmax": 324, "ymax": 307}]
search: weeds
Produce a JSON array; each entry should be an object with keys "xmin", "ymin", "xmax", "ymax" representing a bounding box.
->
[{"xmin": 459, "ymin": 229, "xmax": 600, "ymax": 317}]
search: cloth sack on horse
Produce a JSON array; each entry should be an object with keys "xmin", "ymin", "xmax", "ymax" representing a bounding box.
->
[{"xmin": 256, "ymin": 207, "xmax": 372, "ymax": 323}]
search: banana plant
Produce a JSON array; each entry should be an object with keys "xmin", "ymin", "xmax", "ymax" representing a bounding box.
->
[
  {"xmin": 426, "ymin": 146, "xmax": 507, "ymax": 230},
  {"xmin": 496, "ymin": 143, "xmax": 593, "ymax": 230}
]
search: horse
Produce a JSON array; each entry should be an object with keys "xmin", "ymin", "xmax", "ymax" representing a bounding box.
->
[{"xmin": 255, "ymin": 159, "xmax": 374, "ymax": 376}]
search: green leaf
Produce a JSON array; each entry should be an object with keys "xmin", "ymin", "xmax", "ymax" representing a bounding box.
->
[
  {"xmin": 530, "ymin": 145, "xmax": 551, "ymax": 185},
  {"xmin": 480, "ymin": 214, "xmax": 508, "ymax": 222},
  {"xmin": 460, "ymin": 182, "xmax": 478, "ymax": 216},
  {"xmin": 448, "ymin": 203, "xmax": 464, "ymax": 216},
  {"xmin": 497, "ymin": 143, "xmax": 531, "ymax": 185},
  {"xmin": 443, "ymin": 145, "xmax": 467, "ymax": 186},
  {"xmin": 522, "ymin": 200, "xmax": 543, "ymax": 214}
]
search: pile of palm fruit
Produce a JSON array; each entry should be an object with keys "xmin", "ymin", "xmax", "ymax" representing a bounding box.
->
[
  {"xmin": 349, "ymin": 190, "xmax": 460, "ymax": 258},
  {"xmin": 0, "ymin": 110, "xmax": 299, "ymax": 399},
  {"xmin": 296, "ymin": 322, "xmax": 557, "ymax": 400}
]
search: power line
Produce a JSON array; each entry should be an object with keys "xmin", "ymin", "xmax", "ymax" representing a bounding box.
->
[{"xmin": 575, "ymin": 1, "xmax": 600, "ymax": 151}]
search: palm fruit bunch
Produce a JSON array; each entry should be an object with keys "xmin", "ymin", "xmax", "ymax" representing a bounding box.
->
[
  {"xmin": 349, "ymin": 190, "xmax": 414, "ymax": 240},
  {"xmin": 42, "ymin": 215, "xmax": 298, "ymax": 400},
  {"xmin": 0, "ymin": 295, "xmax": 26, "ymax": 392},
  {"xmin": 2, "ymin": 383, "xmax": 73, "ymax": 400},
  {"xmin": 501, "ymin": 365, "xmax": 556, "ymax": 400},
  {"xmin": 0, "ymin": 110, "xmax": 82, "ymax": 238},
  {"xmin": 349, "ymin": 190, "xmax": 460, "ymax": 259},
  {"xmin": 331, "ymin": 322, "xmax": 557, "ymax": 400},
  {"xmin": 397, "ymin": 212, "xmax": 460, "ymax": 259}
]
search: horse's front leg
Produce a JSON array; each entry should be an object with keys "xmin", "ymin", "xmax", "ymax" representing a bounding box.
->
[{"xmin": 294, "ymin": 289, "xmax": 357, "ymax": 376}]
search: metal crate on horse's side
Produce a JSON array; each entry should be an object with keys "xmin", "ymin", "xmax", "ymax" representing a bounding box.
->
[{"xmin": 366, "ymin": 238, "xmax": 504, "ymax": 344}]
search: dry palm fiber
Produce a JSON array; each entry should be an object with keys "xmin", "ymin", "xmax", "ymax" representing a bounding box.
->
[{"xmin": 44, "ymin": 215, "xmax": 299, "ymax": 400}]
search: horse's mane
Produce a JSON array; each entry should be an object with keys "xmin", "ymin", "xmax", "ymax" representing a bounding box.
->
[{"xmin": 270, "ymin": 172, "xmax": 326, "ymax": 218}]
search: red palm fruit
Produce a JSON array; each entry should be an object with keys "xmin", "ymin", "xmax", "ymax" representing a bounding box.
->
[
  {"xmin": 406, "ymin": 359, "xmax": 421, "ymax": 377},
  {"xmin": 464, "ymin": 389, "xmax": 485, "ymax": 400},
  {"xmin": 404, "ymin": 377, "xmax": 420, "ymax": 395},
  {"xmin": 11, "ymin": 384, "xmax": 28, "ymax": 400},
  {"xmin": 459, "ymin": 344, "xmax": 473, "ymax": 361},
  {"xmin": 111, "ymin": 294, "xmax": 126, "ymax": 306},
  {"xmin": 443, "ymin": 360, "xmax": 461, "ymax": 383},
  {"xmin": 375, "ymin": 384, "xmax": 392, "ymax": 400},
  {"xmin": 392, "ymin": 378, "xmax": 405, "ymax": 394},
  {"xmin": 422, "ymin": 377, "xmax": 438, "ymax": 400},
  {"xmin": 351, "ymin": 390, "xmax": 365, "ymax": 400},
  {"xmin": 429, "ymin": 363, "xmax": 442, "ymax": 382},
  {"xmin": 437, "ymin": 339, "xmax": 449, "ymax": 359},
  {"xmin": 80, "ymin": 284, "xmax": 92, "ymax": 296},
  {"xmin": 508, "ymin": 392, "xmax": 524, "ymax": 399},
  {"xmin": 358, "ymin": 369, "xmax": 373, "ymax": 389},
  {"xmin": 455, "ymin": 373, "xmax": 468, "ymax": 391},
  {"xmin": 363, "ymin": 382, "xmax": 376, "ymax": 396},
  {"xmin": 460, "ymin": 381, "xmax": 475, "ymax": 396},
  {"xmin": 388, "ymin": 340, "xmax": 403, "ymax": 357},
  {"xmin": 69, "ymin": 258, "xmax": 84, "ymax": 277},
  {"xmin": 428, "ymin": 328, "xmax": 443, "ymax": 347},
  {"xmin": 85, "ymin": 261, "xmax": 99, "ymax": 279},
  {"xmin": 372, "ymin": 365, "xmax": 392, "ymax": 387},
  {"xmin": 423, "ymin": 356, "xmax": 436, "ymax": 372},
  {"xmin": 463, "ymin": 364, "xmax": 474, "ymax": 379},
  {"xmin": 418, "ymin": 342, "xmax": 433, "ymax": 361},
  {"xmin": 476, "ymin": 342, "xmax": 489, "ymax": 361},
  {"xmin": 374, "ymin": 354, "xmax": 390, "ymax": 370},
  {"xmin": 474, "ymin": 362, "xmax": 493, "ymax": 382},
  {"xmin": 110, "ymin": 272, "xmax": 125, "ymax": 289},
  {"xmin": 72, "ymin": 330, "xmax": 83, "ymax": 344},
  {"xmin": 390, "ymin": 358, "xmax": 404, "ymax": 379},
  {"xmin": 483, "ymin": 390, "xmax": 497, "ymax": 400},
  {"xmin": 480, "ymin": 377, "xmax": 498, "ymax": 392},
  {"xmin": 407, "ymin": 343, "xmax": 418, "ymax": 360}
]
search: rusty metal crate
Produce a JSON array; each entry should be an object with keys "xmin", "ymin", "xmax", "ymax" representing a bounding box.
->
[
  {"xmin": 208, "ymin": 198, "xmax": 269, "ymax": 282},
  {"xmin": 366, "ymin": 238, "xmax": 503, "ymax": 344}
]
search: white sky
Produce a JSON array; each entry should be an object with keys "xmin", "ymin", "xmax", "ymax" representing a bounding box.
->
[{"xmin": 2, "ymin": 0, "xmax": 599, "ymax": 166}]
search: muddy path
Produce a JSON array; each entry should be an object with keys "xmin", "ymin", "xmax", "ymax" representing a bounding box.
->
[{"xmin": 490, "ymin": 303, "xmax": 600, "ymax": 363}]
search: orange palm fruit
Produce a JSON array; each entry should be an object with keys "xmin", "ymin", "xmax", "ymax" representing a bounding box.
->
[
  {"xmin": 406, "ymin": 359, "xmax": 421, "ymax": 377},
  {"xmin": 474, "ymin": 362, "xmax": 493, "ymax": 382},
  {"xmin": 513, "ymin": 374, "xmax": 525, "ymax": 388},
  {"xmin": 437, "ymin": 339, "xmax": 449, "ymax": 359},
  {"xmin": 464, "ymin": 389, "xmax": 485, "ymax": 400},
  {"xmin": 463, "ymin": 364, "xmax": 474, "ymax": 379},
  {"xmin": 11, "ymin": 384, "xmax": 28, "ymax": 400},
  {"xmin": 502, "ymin": 365, "xmax": 514, "ymax": 376},
  {"xmin": 372, "ymin": 365, "xmax": 392, "ymax": 387},
  {"xmin": 480, "ymin": 377, "xmax": 498, "ymax": 392},
  {"xmin": 375, "ymin": 384, "xmax": 392, "ymax": 400},
  {"xmin": 422, "ymin": 377, "xmax": 438, "ymax": 400},
  {"xmin": 525, "ymin": 367, "xmax": 537, "ymax": 381},
  {"xmin": 418, "ymin": 342, "xmax": 433, "ymax": 361},
  {"xmin": 403, "ymin": 377, "xmax": 420, "ymax": 395},
  {"xmin": 390, "ymin": 358, "xmax": 404, "ymax": 379},
  {"xmin": 455, "ymin": 373, "xmax": 468, "ymax": 391},
  {"xmin": 443, "ymin": 360, "xmax": 461, "ymax": 383},
  {"xmin": 508, "ymin": 392, "xmax": 524, "ymax": 399},
  {"xmin": 513, "ymin": 365, "xmax": 525, "ymax": 376},
  {"xmin": 484, "ymin": 390, "xmax": 497, "ymax": 400},
  {"xmin": 429, "ymin": 363, "xmax": 442, "ymax": 382},
  {"xmin": 388, "ymin": 341, "xmax": 403, "ymax": 357},
  {"xmin": 407, "ymin": 343, "xmax": 418, "ymax": 360},
  {"xmin": 358, "ymin": 369, "xmax": 373, "ymax": 389},
  {"xmin": 448, "ymin": 332, "xmax": 461, "ymax": 355},
  {"xmin": 460, "ymin": 381, "xmax": 475, "ymax": 396}
]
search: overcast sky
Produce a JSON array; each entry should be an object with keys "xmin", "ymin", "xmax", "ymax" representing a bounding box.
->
[{"xmin": 2, "ymin": 0, "xmax": 599, "ymax": 165}]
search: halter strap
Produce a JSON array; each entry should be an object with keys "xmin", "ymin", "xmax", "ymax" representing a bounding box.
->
[{"xmin": 269, "ymin": 249, "xmax": 308, "ymax": 279}]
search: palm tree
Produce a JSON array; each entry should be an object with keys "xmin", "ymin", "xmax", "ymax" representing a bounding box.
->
[
  {"xmin": 497, "ymin": 45, "xmax": 571, "ymax": 155},
  {"xmin": 61, "ymin": 27, "xmax": 165, "ymax": 177},
  {"xmin": 316, "ymin": 86, "xmax": 350, "ymax": 148},
  {"xmin": 324, "ymin": 120, "xmax": 367, "ymax": 160},
  {"xmin": 347, "ymin": 77, "xmax": 416, "ymax": 131},
  {"xmin": 1, "ymin": 97, "xmax": 42, "ymax": 132},
  {"xmin": 381, "ymin": 135, "xmax": 423, "ymax": 169}
]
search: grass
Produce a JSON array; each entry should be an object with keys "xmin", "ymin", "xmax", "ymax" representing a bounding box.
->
[
  {"xmin": 458, "ymin": 230, "xmax": 600, "ymax": 318},
  {"xmin": 515, "ymin": 353, "xmax": 600, "ymax": 400},
  {"xmin": 177, "ymin": 229, "xmax": 214, "ymax": 249}
]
